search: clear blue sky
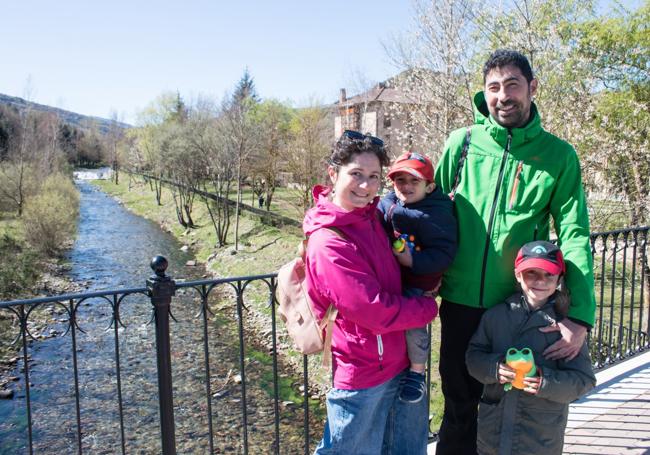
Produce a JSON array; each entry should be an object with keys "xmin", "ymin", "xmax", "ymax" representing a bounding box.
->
[
  {"xmin": 1, "ymin": 1, "xmax": 639, "ymax": 124},
  {"xmin": 1, "ymin": 1, "xmax": 412, "ymax": 124}
]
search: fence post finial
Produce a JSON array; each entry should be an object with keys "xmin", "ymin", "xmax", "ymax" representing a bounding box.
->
[{"xmin": 147, "ymin": 255, "xmax": 177, "ymax": 455}]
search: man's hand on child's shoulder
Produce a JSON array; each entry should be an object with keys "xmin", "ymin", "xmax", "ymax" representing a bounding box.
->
[{"xmin": 540, "ymin": 319, "xmax": 587, "ymax": 361}]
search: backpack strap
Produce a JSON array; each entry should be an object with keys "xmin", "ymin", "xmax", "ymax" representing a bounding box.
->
[
  {"xmin": 449, "ymin": 127, "xmax": 472, "ymax": 201},
  {"xmin": 319, "ymin": 304, "xmax": 338, "ymax": 368}
]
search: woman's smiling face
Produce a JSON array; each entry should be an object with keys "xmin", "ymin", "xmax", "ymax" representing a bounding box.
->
[{"xmin": 328, "ymin": 152, "xmax": 382, "ymax": 211}]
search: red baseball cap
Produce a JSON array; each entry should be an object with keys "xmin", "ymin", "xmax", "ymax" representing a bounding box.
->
[
  {"xmin": 387, "ymin": 152, "xmax": 434, "ymax": 183},
  {"xmin": 514, "ymin": 241, "xmax": 566, "ymax": 275}
]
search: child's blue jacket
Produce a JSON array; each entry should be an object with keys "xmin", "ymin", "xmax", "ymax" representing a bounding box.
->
[{"xmin": 378, "ymin": 187, "xmax": 457, "ymax": 290}]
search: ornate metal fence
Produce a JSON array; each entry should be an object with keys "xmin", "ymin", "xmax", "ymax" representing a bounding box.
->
[
  {"xmin": 589, "ymin": 227, "xmax": 649, "ymax": 368},
  {"xmin": 0, "ymin": 257, "xmax": 322, "ymax": 455},
  {"xmin": 0, "ymin": 228, "xmax": 647, "ymax": 454}
]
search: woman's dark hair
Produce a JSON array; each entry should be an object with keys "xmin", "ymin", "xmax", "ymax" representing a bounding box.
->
[
  {"xmin": 328, "ymin": 130, "xmax": 390, "ymax": 170},
  {"xmin": 483, "ymin": 49, "xmax": 534, "ymax": 83}
]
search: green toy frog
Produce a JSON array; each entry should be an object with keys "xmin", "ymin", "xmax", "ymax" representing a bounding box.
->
[{"xmin": 504, "ymin": 347, "xmax": 537, "ymax": 391}]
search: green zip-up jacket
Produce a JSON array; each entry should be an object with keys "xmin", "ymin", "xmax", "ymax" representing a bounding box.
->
[{"xmin": 434, "ymin": 91, "xmax": 596, "ymax": 326}]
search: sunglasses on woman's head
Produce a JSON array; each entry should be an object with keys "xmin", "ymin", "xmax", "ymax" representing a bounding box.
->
[{"xmin": 342, "ymin": 130, "xmax": 384, "ymax": 147}]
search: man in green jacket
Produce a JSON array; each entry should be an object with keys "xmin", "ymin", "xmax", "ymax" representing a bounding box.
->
[{"xmin": 433, "ymin": 49, "xmax": 596, "ymax": 454}]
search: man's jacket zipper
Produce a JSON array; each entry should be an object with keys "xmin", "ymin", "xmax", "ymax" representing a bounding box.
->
[
  {"xmin": 478, "ymin": 132, "xmax": 513, "ymax": 307},
  {"xmin": 508, "ymin": 160, "xmax": 524, "ymax": 210}
]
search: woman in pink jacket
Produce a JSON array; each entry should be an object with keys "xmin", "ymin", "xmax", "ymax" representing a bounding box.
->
[{"xmin": 304, "ymin": 130, "xmax": 439, "ymax": 454}]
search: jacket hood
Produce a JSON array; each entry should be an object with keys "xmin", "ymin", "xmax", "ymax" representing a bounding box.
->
[
  {"xmin": 472, "ymin": 91, "xmax": 543, "ymax": 147},
  {"xmin": 303, "ymin": 185, "xmax": 380, "ymax": 237}
]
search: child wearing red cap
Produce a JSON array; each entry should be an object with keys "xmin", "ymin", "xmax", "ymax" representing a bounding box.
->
[
  {"xmin": 465, "ymin": 241, "xmax": 596, "ymax": 454},
  {"xmin": 378, "ymin": 151, "xmax": 458, "ymax": 403}
]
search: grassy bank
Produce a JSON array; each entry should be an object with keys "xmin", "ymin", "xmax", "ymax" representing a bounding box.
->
[
  {"xmin": 0, "ymin": 217, "xmax": 37, "ymax": 368},
  {"xmin": 0, "ymin": 215, "xmax": 80, "ymax": 385},
  {"xmin": 94, "ymin": 175, "xmax": 445, "ymax": 427},
  {"xmin": 95, "ymin": 177, "xmax": 303, "ymax": 276}
]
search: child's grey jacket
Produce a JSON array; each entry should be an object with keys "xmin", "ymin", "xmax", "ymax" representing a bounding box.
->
[{"xmin": 466, "ymin": 293, "xmax": 596, "ymax": 455}]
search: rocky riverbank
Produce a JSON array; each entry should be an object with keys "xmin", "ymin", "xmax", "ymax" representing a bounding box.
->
[{"xmin": 0, "ymin": 260, "xmax": 83, "ymax": 391}]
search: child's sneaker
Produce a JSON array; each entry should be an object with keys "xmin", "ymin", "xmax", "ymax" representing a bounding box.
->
[{"xmin": 399, "ymin": 371, "xmax": 426, "ymax": 403}]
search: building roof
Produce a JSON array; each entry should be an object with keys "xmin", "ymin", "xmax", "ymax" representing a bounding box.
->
[
  {"xmin": 336, "ymin": 83, "xmax": 419, "ymax": 107},
  {"xmin": 335, "ymin": 68, "xmax": 443, "ymax": 107}
]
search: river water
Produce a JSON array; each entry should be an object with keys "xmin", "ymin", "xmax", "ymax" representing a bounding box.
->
[{"xmin": 0, "ymin": 182, "xmax": 316, "ymax": 454}]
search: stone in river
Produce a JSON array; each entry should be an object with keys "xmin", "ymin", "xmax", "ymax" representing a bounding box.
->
[{"xmin": 0, "ymin": 389, "xmax": 14, "ymax": 399}]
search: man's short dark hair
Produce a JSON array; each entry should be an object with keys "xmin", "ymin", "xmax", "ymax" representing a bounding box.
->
[{"xmin": 483, "ymin": 49, "xmax": 534, "ymax": 83}]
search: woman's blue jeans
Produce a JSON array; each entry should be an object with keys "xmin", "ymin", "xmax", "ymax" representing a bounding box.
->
[{"xmin": 314, "ymin": 370, "xmax": 428, "ymax": 454}]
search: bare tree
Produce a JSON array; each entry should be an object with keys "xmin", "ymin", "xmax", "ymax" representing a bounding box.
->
[
  {"xmin": 0, "ymin": 108, "xmax": 40, "ymax": 216},
  {"xmin": 106, "ymin": 110, "xmax": 125, "ymax": 185},
  {"xmin": 222, "ymin": 74, "xmax": 260, "ymax": 250},
  {"xmin": 285, "ymin": 104, "xmax": 330, "ymax": 213},
  {"xmin": 186, "ymin": 97, "xmax": 236, "ymax": 246},
  {"xmin": 131, "ymin": 92, "xmax": 184, "ymax": 205},
  {"xmin": 249, "ymin": 99, "xmax": 293, "ymax": 211},
  {"xmin": 0, "ymin": 108, "xmax": 69, "ymax": 216},
  {"xmin": 384, "ymin": 0, "xmax": 478, "ymax": 158},
  {"xmin": 162, "ymin": 122, "xmax": 200, "ymax": 228},
  {"xmin": 38, "ymin": 112, "xmax": 64, "ymax": 175}
]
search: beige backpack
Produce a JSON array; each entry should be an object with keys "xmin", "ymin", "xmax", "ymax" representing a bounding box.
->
[{"xmin": 276, "ymin": 228, "xmax": 343, "ymax": 367}]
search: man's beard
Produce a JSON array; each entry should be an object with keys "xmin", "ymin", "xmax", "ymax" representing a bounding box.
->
[{"xmin": 495, "ymin": 101, "xmax": 527, "ymax": 127}]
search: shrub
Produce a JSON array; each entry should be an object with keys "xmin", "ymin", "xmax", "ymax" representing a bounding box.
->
[
  {"xmin": 0, "ymin": 162, "xmax": 40, "ymax": 214},
  {"xmin": 22, "ymin": 174, "xmax": 80, "ymax": 256},
  {"xmin": 0, "ymin": 233, "xmax": 39, "ymax": 299}
]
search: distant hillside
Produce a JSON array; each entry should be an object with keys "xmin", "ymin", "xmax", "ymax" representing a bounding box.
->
[{"xmin": 0, "ymin": 93, "xmax": 130, "ymax": 134}]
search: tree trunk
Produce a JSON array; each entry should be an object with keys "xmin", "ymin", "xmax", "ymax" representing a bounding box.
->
[
  {"xmin": 154, "ymin": 178, "xmax": 162, "ymax": 206},
  {"xmin": 642, "ymin": 234, "xmax": 650, "ymax": 336},
  {"xmin": 234, "ymin": 150, "xmax": 242, "ymax": 251}
]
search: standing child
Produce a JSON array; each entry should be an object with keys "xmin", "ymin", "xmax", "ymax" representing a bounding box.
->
[
  {"xmin": 466, "ymin": 241, "xmax": 596, "ymax": 455},
  {"xmin": 378, "ymin": 151, "xmax": 457, "ymax": 403}
]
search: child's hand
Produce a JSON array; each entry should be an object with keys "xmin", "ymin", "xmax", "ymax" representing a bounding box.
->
[
  {"xmin": 498, "ymin": 362, "xmax": 515, "ymax": 385},
  {"xmin": 522, "ymin": 373, "xmax": 542, "ymax": 395},
  {"xmin": 394, "ymin": 244, "xmax": 413, "ymax": 268}
]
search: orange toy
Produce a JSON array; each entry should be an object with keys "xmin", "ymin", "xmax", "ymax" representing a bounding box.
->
[{"xmin": 504, "ymin": 347, "xmax": 537, "ymax": 391}]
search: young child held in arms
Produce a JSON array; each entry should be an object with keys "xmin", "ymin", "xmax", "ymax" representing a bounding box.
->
[
  {"xmin": 378, "ymin": 152, "xmax": 457, "ymax": 403},
  {"xmin": 466, "ymin": 241, "xmax": 596, "ymax": 455}
]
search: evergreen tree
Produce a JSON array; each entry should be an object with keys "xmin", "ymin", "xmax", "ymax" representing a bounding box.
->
[{"xmin": 233, "ymin": 68, "xmax": 259, "ymax": 104}]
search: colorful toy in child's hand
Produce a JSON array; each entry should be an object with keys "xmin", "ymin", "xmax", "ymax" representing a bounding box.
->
[
  {"xmin": 392, "ymin": 234, "xmax": 419, "ymax": 254},
  {"xmin": 504, "ymin": 347, "xmax": 537, "ymax": 391}
]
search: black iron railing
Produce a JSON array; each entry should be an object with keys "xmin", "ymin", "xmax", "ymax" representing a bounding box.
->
[
  {"xmin": 589, "ymin": 227, "xmax": 649, "ymax": 368},
  {"xmin": 0, "ymin": 258, "xmax": 313, "ymax": 454},
  {"xmin": 0, "ymin": 227, "xmax": 648, "ymax": 454}
]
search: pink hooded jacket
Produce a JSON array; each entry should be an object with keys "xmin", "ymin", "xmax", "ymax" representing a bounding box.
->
[{"xmin": 303, "ymin": 185, "xmax": 438, "ymax": 390}]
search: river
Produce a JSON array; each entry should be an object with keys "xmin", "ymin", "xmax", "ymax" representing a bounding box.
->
[{"xmin": 0, "ymin": 182, "xmax": 316, "ymax": 454}]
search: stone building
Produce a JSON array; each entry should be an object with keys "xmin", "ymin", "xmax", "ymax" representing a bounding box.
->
[{"xmin": 333, "ymin": 82, "xmax": 426, "ymax": 156}]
